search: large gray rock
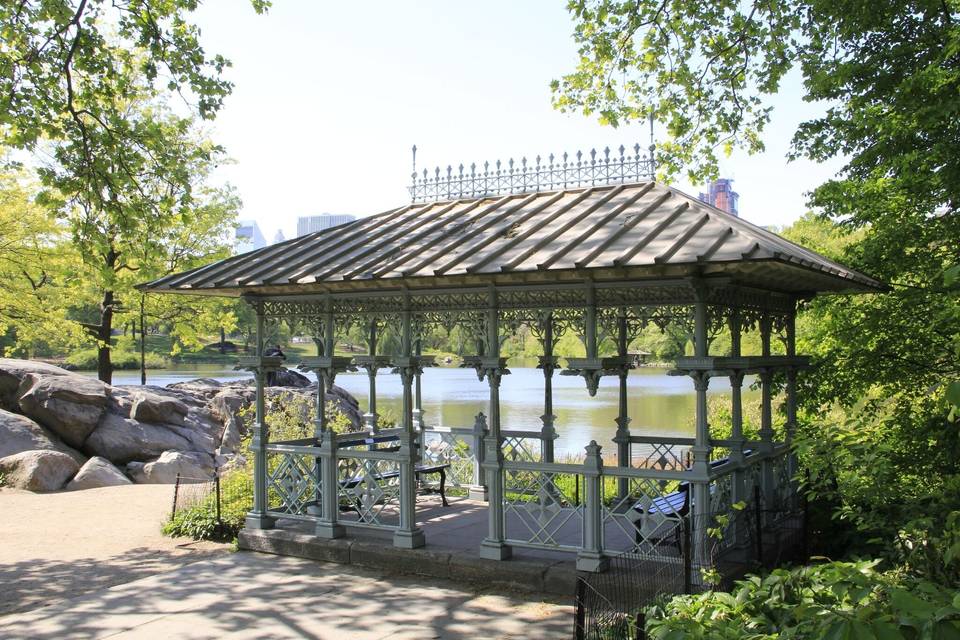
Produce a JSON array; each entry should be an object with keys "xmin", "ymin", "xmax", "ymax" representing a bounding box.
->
[
  {"xmin": 127, "ymin": 450, "xmax": 215, "ymax": 483},
  {"xmin": 0, "ymin": 358, "xmax": 74, "ymax": 411},
  {"xmin": 129, "ymin": 390, "xmax": 190, "ymax": 425},
  {"xmin": 0, "ymin": 449, "xmax": 79, "ymax": 491},
  {"xmin": 0, "ymin": 408, "xmax": 86, "ymax": 464},
  {"xmin": 83, "ymin": 413, "xmax": 192, "ymax": 464},
  {"xmin": 66, "ymin": 456, "xmax": 131, "ymax": 490},
  {"xmin": 17, "ymin": 373, "xmax": 109, "ymax": 448}
]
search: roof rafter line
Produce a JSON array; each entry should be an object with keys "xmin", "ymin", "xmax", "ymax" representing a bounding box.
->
[
  {"xmin": 537, "ymin": 182, "xmax": 655, "ymax": 270},
  {"xmin": 375, "ymin": 194, "xmax": 516, "ymax": 278},
  {"xmin": 401, "ymin": 192, "xmax": 541, "ymax": 277},
  {"xmin": 697, "ymin": 227, "xmax": 734, "ymax": 262},
  {"xmin": 280, "ymin": 203, "xmax": 430, "ymax": 285},
  {"xmin": 655, "ymin": 213, "xmax": 711, "ymax": 264},
  {"xmin": 464, "ymin": 188, "xmax": 604, "ymax": 274},
  {"xmin": 208, "ymin": 204, "xmax": 419, "ymax": 289},
  {"xmin": 572, "ymin": 191, "xmax": 673, "ymax": 270},
  {"xmin": 312, "ymin": 200, "xmax": 465, "ymax": 283},
  {"xmin": 158, "ymin": 240, "xmax": 277, "ymax": 290},
  {"xmin": 742, "ymin": 243, "xmax": 762, "ymax": 259},
  {"xmin": 433, "ymin": 191, "xmax": 572, "ymax": 276},
  {"xmin": 497, "ymin": 185, "xmax": 628, "ymax": 272},
  {"xmin": 346, "ymin": 198, "xmax": 487, "ymax": 280},
  {"xmin": 196, "ymin": 212, "xmax": 388, "ymax": 289},
  {"xmin": 613, "ymin": 202, "xmax": 690, "ymax": 266}
]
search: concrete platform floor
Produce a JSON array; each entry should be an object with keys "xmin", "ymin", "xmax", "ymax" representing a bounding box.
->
[{"xmin": 0, "ymin": 552, "xmax": 571, "ymax": 639}]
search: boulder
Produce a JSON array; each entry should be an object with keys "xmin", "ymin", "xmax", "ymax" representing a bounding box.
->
[
  {"xmin": 0, "ymin": 408, "xmax": 87, "ymax": 465},
  {"xmin": 83, "ymin": 413, "xmax": 193, "ymax": 464},
  {"xmin": 17, "ymin": 373, "xmax": 109, "ymax": 448},
  {"xmin": 0, "ymin": 449, "xmax": 79, "ymax": 491},
  {"xmin": 0, "ymin": 358, "xmax": 74, "ymax": 411},
  {"xmin": 127, "ymin": 450, "xmax": 215, "ymax": 483},
  {"xmin": 129, "ymin": 390, "xmax": 189, "ymax": 425},
  {"xmin": 272, "ymin": 368, "xmax": 310, "ymax": 388},
  {"xmin": 65, "ymin": 456, "xmax": 131, "ymax": 490}
]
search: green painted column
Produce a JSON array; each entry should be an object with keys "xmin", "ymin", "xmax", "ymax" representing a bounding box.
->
[
  {"xmin": 394, "ymin": 301, "xmax": 426, "ymax": 549},
  {"xmin": 613, "ymin": 313, "xmax": 632, "ymax": 500},
  {"xmin": 480, "ymin": 287, "xmax": 512, "ymax": 560},
  {"xmin": 245, "ymin": 304, "xmax": 274, "ymax": 530},
  {"xmin": 315, "ymin": 304, "xmax": 344, "ymax": 540}
]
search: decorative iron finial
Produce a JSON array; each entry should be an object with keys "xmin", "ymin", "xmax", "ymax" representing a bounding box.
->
[{"xmin": 408, "ymin": 141, "xmax": 656, "ymax": 203}]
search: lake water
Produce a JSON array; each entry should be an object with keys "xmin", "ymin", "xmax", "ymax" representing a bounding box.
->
[{"xmin": 87, "ymin": 363, "xmax": 755, "ymax": 458}]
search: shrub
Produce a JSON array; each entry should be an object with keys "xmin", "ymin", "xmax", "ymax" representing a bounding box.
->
[
  {"xmin": 162, "ymin": 467, "xmax": 253, "ymax": 541},
  {"xmin": 644, "ymin": 559, "xmax": 960, "ymax": 639},
  {"xmin": 65, "ymin": 347, "xmax": 169, "ymax": 370}
]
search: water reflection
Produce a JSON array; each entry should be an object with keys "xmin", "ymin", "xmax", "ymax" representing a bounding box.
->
[{"xmin": 92, "ymin": 364, "xmax": 755, "ymax": 459}]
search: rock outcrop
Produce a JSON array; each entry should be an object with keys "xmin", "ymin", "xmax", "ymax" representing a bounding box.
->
[
  {"xmin": 0, "ymin": 408, "xmax": 86, "ymax": 464},
  {"xmin": 0, "ymin": 359, "xmax": 364, "ymax": 490},
  {"xmin": 66, "ymin": 456, "xmax": 131, "ymax": 490},
  {"xmin": 127, "ymin": 450, "xmax": 216, "ymax": 483},
  {"xmin": 0, "ymin": 450, "xmax": 80, "ymax": 491},
  {"xmin": 16, "ymin": 373, "xmax": 109, "ymax": 448}
]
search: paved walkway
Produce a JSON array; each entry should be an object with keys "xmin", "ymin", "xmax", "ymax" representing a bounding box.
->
[
  {"xmin": 0, "ymin": 552, "xmax": 572, "ymax": 639},
  {"xmin": 0, "ymin": 485, "xmax": 227, "ymax": 616}
]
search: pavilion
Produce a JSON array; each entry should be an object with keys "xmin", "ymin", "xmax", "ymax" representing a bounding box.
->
[{"xmin": 140, "ymin": 147, "xmax": 881, "ymax": 575}]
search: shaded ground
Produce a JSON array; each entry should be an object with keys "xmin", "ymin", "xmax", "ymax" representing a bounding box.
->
[
  {"xmin": 0, "ymin": 553, "xmax": 570, "ymax": 639},
  {"xmin": 0, "ymin": 484, "xmax": 228, "ymax": 616},
  {"xmin": 1, "ymin": 484, "xmax": 572, "ymax": 638}
]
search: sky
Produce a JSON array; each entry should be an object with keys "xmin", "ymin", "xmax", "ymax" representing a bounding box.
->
[{"xmin": 192, "ymin": 0, "xmax": 844, "ymax": 241}]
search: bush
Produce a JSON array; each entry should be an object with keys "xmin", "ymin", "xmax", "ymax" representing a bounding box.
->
[
  {"xmin": 65, "ymin": 347, "xmax": 169, "ymax": 370},
  {"xmin": 162, "ymin": 467, "xmax": 252, "ymax": 541},
  {"xmin": 644, "ymin": 560, "xmax": 960, "ymax": 639}
]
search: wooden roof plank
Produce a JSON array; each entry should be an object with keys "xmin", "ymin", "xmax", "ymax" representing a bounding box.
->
[
  {"xmin": 433, "ymin": 191, "xmax": 571, "ymax": 276},
  {"xmin": 572, "ymin": 191, "xmax": 673, "ymax": 269},
  {"xmin": 612, "ymin": 202, "xmax": 690, "ymax": 267},
  {"xmin": 340, "ymin": 200, "xmax": 476, "ymax": 280},
  {"xmin": 537, "ymin": 183, "xmax": 655, "ymax": 270},
  {"xmin": 497, "ymin": 185, "xmax": 629, "ymax": 272},
  {"xmin": 654, "ymin": 213, "xmax": 711, "ymax": 264}
]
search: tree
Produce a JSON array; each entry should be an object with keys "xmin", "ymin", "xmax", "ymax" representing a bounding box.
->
[
  {"xmin": 556, "ymin": 1, "xmax": 960, "ymax": 548},
  {"xmin": 1, "ymin": 1, "xmax": 267, "ymax": 382},
  {"xmin": 0, "ymin": 164, "xmax": 84, "ymax": 357}
]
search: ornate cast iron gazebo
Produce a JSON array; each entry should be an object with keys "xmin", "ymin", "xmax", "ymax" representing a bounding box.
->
[{"xmin": 141, "ymin": 148, "xmax": 880, "ymax": 572}]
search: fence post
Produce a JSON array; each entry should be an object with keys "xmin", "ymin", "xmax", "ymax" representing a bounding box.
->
[
  {"xmin": 683, "ymin": 516, "xmax": 692, "ymax": 594},
  {"xmin": 171, "ymin": 472, "xmax": 181, "ymax": 520},
  {"xmin": 215, "ymin": 471, "xmax": 222, "ymax": 531},
  {"xmin": 635, "ymin": 612, "xmax": 646, "ymax": 640},
  {"xmin": 574, "ymin": 577, "xmax": 586, "ymax": 640},
  {"xmin": 754, "ymin": 485, "xmax": 763, "ymax": 566},
  {"xmin": 577, "ymin": 440, "xmax": 608, "ymax": 572}
]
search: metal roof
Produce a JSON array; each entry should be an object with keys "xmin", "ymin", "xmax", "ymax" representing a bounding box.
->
[{"xmin": 141, "ymin": 181, "xmax": 883, "ymax": 297}]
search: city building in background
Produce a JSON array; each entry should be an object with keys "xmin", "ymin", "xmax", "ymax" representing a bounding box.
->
[
  {"xmin": 698, "ymin": 178, "xmax": 739, "ymax": 216},
  {"xmin": 272, "ymin": 229, "xmax": 286, "ymax": 245},
  {"xmin": 235, "ymin": 219, "xmax": 266, "ymax": 254},
  {"xmin": 296, "ymin": 213, "xmax": 356, "ymax": 237}
]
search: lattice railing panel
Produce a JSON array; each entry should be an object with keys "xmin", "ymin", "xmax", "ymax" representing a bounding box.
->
[
  {"xmin": 632, "ymin": 443, "xmax": 690, "ymax": 471},
  {"xmin": 266, "ymin": 451, "xmax": 319, "ymax": 516},
  {"xmin": 422, "ymin": 430, "xmax": 475, "ymax": 488},
  {"xmin": 601, "ymin": 475, "xmax": 686, "ymax": 558},
  {"xmin": 337, "ymin": 457, "xmax": 401, "ymax": 529},
  {"xmin": 503, "ymin": 467, "xmax": 584, "ymax": 550},
  {"xmin": 502, "ymin": 436, "xmax": 542, "ymax": 464}
]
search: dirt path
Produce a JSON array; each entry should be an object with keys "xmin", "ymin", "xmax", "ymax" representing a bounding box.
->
[{"xmin": 0, "ymin": 484, "xmax": 229, "ymax": 616}]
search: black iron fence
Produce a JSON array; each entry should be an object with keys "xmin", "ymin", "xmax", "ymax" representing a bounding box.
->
[
  {"xmin": 574, "ymin": 489, "xmax": 808, "ymax": 640},
  {"xmin": 170, "ymin": 468, "xmax": 253, "ymax": 541}
]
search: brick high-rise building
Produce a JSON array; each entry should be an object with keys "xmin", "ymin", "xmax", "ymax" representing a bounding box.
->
[{"xmin": 698, "ymin": 178, "xmax": 739, "ymax": 216}]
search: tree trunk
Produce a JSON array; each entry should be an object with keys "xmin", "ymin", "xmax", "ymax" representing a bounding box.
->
[
  {"xmin": 97, "ymin": 290, "xmax": 114, "ymax": 385},
  {"xmin": 140, "ymin": 295, "xmax": 147, "ymax": 385},
  {"xmin": 219, "ymin": 326, "xmax": 226, "ymax": 354}
]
